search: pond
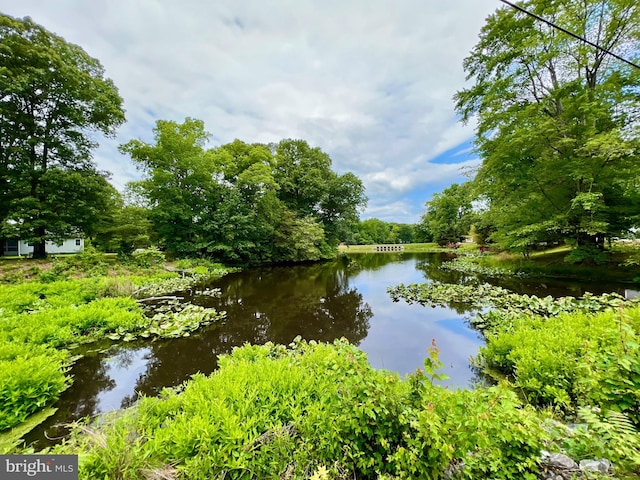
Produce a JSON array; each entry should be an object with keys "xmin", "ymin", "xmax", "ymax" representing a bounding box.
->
[{"xmin": 26, "ymin": 252, "xmax": 631, "ymax": 447}]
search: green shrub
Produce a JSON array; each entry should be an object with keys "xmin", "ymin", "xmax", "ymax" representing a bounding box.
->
[
  {"xmin": 58, "ymin": 340, "xmax": 549, "ymax": 480},
  {"xmin": 1, "ymin": 297, "xmax": 145, "ymax": 347},
  {"xmin": 130, "ymin": 247, "xmax": 165, "ymax": 268},
  {"xmin": 479, "ymin": 307, "xmax": 640, "ymax": 425},
  {"xmin": 0, "ymin": 342, "xmax": 69, "ymax": 430},
  {"xmin": 560, "ymin": 408, "xmax": 640, "ymax": 475},
  {"xmin": 564, "ymin": 245, "xmax": 610, "ymax": 265},
  {"xmin": 0, "ymin": 267, "xmax": 231, "ymax": 434}
]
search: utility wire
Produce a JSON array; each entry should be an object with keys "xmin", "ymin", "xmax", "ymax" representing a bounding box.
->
[{"xmin": 499, "ymin": 0, "xmax": 640, "ymax": 71}]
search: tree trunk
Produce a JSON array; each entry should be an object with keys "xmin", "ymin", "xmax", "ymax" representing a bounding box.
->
[{"xmin": 32, "ymin": 225, "xmax": 47, "ymax": 258}]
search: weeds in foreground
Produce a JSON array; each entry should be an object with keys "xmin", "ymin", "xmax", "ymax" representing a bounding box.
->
[{"xmin": 55, "ymin": 339, "xmax": 639, "ymax": 479}]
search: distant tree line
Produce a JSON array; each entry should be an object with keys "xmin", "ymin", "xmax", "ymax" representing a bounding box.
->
[{"xmin": 342, "ymin": 218, "xmax": 431, "ymax": 245}]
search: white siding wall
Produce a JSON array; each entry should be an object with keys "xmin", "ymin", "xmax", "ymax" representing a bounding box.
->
[{"xmin": 15, "ymin": 238, "xmax": 84, "ymax": 255}]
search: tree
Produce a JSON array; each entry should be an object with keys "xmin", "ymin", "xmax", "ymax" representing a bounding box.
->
[
  {"xmin": 120, "ymin": 118, "xmax": 218, "ymax": 256},
  {"xmin": 121, "ymin": 121, "xmax": 367, "ymax": 264},
  {"xmin": 93, "ymin": 203, "xmax": 154, "ymax": 254},
  {"xmin": 355, "ymin": 218, "xmax": 392, "ymax": 244},
  {"xmin": 391, "ymin": 223, "xmax": 415, "ymax": 243},
  {"xmin": 455, "ymin": 0, "xmax": 640, "ymax": 255},
  {"xmin": 0, "ymin": 14, "xmax": 125, "ymax": 257},
  {"xmin": 274, "ymin": 139, "xmax": 367, "ymax": 245},
  {"xmin": 421, "ymin": 183, "xmax": 474, "ymax": 245}
]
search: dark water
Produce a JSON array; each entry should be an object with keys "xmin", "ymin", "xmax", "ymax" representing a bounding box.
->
[{"xmin": 25, "ymin": 252, "xmax": 633, "ymax": 447}]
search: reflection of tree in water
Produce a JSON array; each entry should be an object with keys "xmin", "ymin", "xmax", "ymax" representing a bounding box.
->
[
  {"xmin": 122, "ymin": 336, "xmax": 222, "ymax": 403},
  {"xmin": 415, "ymin": 254, "xmax": 479, "ymax": 285},
  {"xmin": 343, "ymin": 252, "xmax": 414, "ymax": 274},
  {"xmin": 197, "ymin": 261, "xmax": 373, "ymax": 345},
  {"xmin": 23, "ymin": 351, "xmax": 116, "ymax": 449},
  {"xmin": 125, "ymin": 261, "xmax": 373, "ymax": 401}
]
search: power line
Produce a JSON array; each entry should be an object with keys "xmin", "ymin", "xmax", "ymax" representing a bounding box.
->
[{"xmin": 499, "ymin": 0, "xmax": 640, "ymax": 71}]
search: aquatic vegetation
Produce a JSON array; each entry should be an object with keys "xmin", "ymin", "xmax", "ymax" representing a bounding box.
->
[
  {"xmin": 108, "ymin": 303, "xmax": 226, "ymax": 341},
  {"xmin": 388, "ymin": 280, "xmax": 636, "ymax": 329},
  {"xmin": 440, "ymin": 255, "xmax": 527, "ymax": 278},
  {"xmin": 133, "ymin": 274, "xmax": 211, "ymax": 298}
]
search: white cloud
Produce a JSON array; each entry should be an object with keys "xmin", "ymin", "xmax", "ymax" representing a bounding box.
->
[{"xmin": 1, "ymin": 0, "xmax": 500, "ymax": 222}]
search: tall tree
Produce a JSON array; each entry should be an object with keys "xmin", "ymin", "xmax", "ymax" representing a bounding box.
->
[
  {"xmin": 0, "ymin": 14, "xmax": 125, "ymax": 257},
  {"xmin": 274, "ymin": 139, "xmax": 367, "ymax": 244},
  {"xmin": 120, "ymin": 118, "xmax": 218, "ymax": 256},
  {"xmin": 455, "ymin": 0, "xmax": 640, "ymax": 254},
  {"xmin": 122, "ymin": 122, "xmax": 365, "ymax": 264},
  {"xmin": 421, "ymin": 183, "xmax": 474, "ymax": 246}
]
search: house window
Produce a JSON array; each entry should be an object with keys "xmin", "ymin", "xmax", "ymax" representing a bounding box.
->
[
  {"xmin": 76, "ymin": 239, "xmax": 81, "ymax": 246},
  {"xmin": 5, "ymin": 240, "xmax": 18, "ymax": 253}
]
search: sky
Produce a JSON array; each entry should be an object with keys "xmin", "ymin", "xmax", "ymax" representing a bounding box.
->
[{"xmin": 1, "ymin": 0, "xmax": 501, "ymax": 223}]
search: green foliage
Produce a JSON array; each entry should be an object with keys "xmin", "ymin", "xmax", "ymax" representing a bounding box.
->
[
  {"xmin": 108, "ymin": 303, "xmax": 225, "ymax": 341},
  {"xmin": 0, "ymin": 342, "xmax": 69, "ymax": 431},
  {"xmin": 1, "ymin": 297, "xmax": 145, "ymax": 347},
  {"xmin": 576, "ymin": 319, "xmax": 640, "ymax": 426},
  {"xmin": 420, "ymin": 182, "xmax": 475, "ymax": 246},
  {"xmin": 564, "ymin": 245, "xmax": 610, "ymax": 265},
  {"xmin": 561, "ymin": 408, "xmax": 640, "ymax": 474},
  {"xmin": 121, "ymin": 122, "xmax": 366, "ymax": 265},
  {"xmin": 130, "ymin": 246, "xmax": 165, "ymax": 268},
  {"xmin": 58, "ymin": 340, "xmax": 551, "ymax": 480},
  {"xmin": 388, "ymin": 280, "xmax": 634, "ymax": 328},
  {"xmin": 391, "ymin": 383, "xmax": 546, "ymax": 480},
  {"xmin": 347, "ymin": 219, "xmax": 416, "ymax": 245},
  {"xmin": 0, "ymin": 266, "xmax": 229, "ymax": 432},
  {"xmin": 455, "ymin": 0, "xmax": 640, "ymax": 252},
  {"xmin": 93, "ymin": 204, "xmax": 154, "ymax": 255},
  {"xmin": 0, "ymin": 13, "xmax": 125, "ymax": 258},
  {"xmin": 0, "ymin": 407, "xmax": 57, "ymax": 454},
  {"xmin": 479, "ymin": 307, "xmax": 640, "ymax": 428},
  {"xmin": 273, "ymin": 212, "xmax": 328, "ymax": 262},
  {"xmin": 440, "ymin": 254, "xmax": 523, "ymax": 278}
]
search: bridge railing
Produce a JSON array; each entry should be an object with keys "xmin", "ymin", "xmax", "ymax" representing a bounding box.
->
[{"xmin": 373, "ymin": 244, "xmax": 404, "ymax": 252}]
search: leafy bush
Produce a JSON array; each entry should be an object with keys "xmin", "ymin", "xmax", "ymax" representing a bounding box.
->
[
  {"xmin": 130, "ymin": 246, "xmax": 165, "ymax": 268},
  {"xmin": 564, "ymin": 245, "xmax": 610, "ymax": 265},
  {"xmin": 479, "ymin": 307, "xmax": 640, "ymax": 426},
  {"xmin": 560, "ymin": 408, "xmax": 640, "ymax": 474},
  {"xmin": 172, "ymin": 258, "xmax": 234, "ymax": 279},
  {"xmin": 0, "ymin": 261, "xmax": 233, "ymax": 433},
  {"xmin": 440, "ymin": 255, "xmax": 525, "ymax": 278},
  {"xmin": 0, "ymin": 342, "xmax": 69, "ymax": 430},
  {"xmin": 58, "ymin": 340, "xmax": 550, "ymax": 480}
]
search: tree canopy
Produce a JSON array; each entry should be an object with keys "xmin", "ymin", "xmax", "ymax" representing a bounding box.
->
[
  {"xmin": 455, "ymin": 0, "xmax": 640, "ymax": 254},
  {"xmin": 121, "ymin": 118, "xmax": 367, "ymax": 264},
  {"xmin": 0, "ymin": 14, "xmax": 125, "ymax": 257},
  {"xmin": 420, "ymin": 183, "xmax": 475, "ymax": 246}
]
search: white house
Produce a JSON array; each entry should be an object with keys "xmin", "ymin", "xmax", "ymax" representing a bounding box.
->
[{"xmin": 1, "ymin": 238, "xmax": 84, "ymax": 256}]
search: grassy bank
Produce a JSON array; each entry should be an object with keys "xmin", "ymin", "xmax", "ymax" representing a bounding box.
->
[
  {"xmin": 340, "ymin": 241, "xmax": 640, "ymax": 283},
  {"xmin": 0, "ymin": 250, "xmax": 232, "ymax": 449}
]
